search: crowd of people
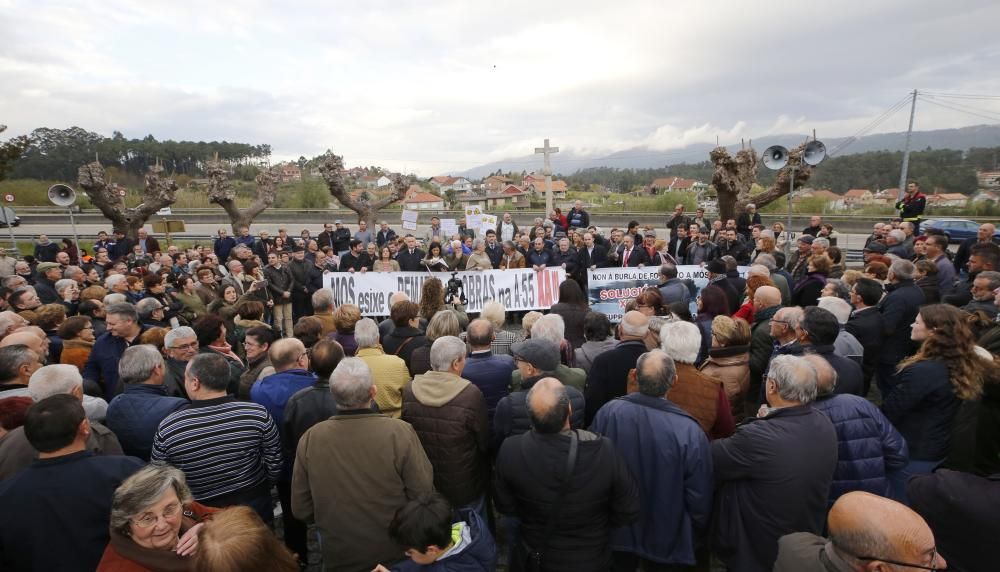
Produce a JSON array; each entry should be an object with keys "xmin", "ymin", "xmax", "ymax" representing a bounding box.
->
[{"xmin": 0, "ymin": 197, "xmax": 997, "ymax": 572}]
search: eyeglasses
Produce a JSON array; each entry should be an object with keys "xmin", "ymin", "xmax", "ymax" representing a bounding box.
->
[
  {"xmin": 852, "ymin": 552, "xmax": 941, "ymax": 571},
  {"xmin": 132, "ymin": 502, "xmax": 182, "ymax": 528},
  {"xmin": 170, "ymin": 341, "xmax": 199, "ymax": 351}
]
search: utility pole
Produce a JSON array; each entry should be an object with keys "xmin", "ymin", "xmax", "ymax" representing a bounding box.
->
[
  {"xmin": 534, "ymin": 138, "xmax": 559, "ymax": 216},
  {"xmin": 897, "ymin": 89, "xmax": 918, "ymax": 200}
]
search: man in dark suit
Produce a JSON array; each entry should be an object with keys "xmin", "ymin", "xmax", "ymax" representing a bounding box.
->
[
  {"xmin": 395, "ymin": 235, "xmax": 425, "ymax": 272},
  {"xmin": 578, "ymin": 231, "xmax": 608, "ymax": 270},
  {"xmin": 846, "ymin": 277, "xmax": 886, "ymax": 396},
  {"xmin": 316, "ymin": 223, "xmax": 338, "ymax": 252},
  {"xmin": 876, "ymin": 260, "xmax": 924, "ymax": 396},
  {"xmin": 484, "ymin": 229, "xmax": 503, "ymax": 268},
  {"xmin": 618, "ymin": 235, "xmax": 649, "ymax": 268}
]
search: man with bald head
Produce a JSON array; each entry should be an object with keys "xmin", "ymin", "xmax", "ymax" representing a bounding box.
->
[
  {"xmin": 805, "ymin": 354, "xmax": 908, "ymax": 509},
  {"xmin": 495, "ymin": 377, "xmax": 640, "ymax": 572},
  {"xmin": 774, "ymin": 491, "xmax": 946, "ymax": 571},
  {"xmin": 953, "ymin": 221, "xmax": 998, "ymax": 277},
  {"xmin": 0, "ymin": 329, "xmax": 48, "ymax": 363},
  {"xmin": 591, "ymin": 350, "xmax": 712, "ymax": 569},
  {"xmin": 748, "ymin": 285, "xmax": 782, "ymax": 408},
  {"xmin": 585, "ymin": 310, "xmax": 650, "ymax": 425},
  {"xmin": 711, "ymin": 354, "xmax": 838, "ymax": 571}
]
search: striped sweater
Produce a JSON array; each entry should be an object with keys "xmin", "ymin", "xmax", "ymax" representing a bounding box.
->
[{"xmin": 151, "ymin": 396, "xmax": 282, "ymax": 500}]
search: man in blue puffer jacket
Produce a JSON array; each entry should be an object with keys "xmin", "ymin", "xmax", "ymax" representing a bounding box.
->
[
  {"xmin": 105, "ymin": 345, "xmax": 188, "ymax": 460},
  {"xmin": 806, "ymin": 355, "xmax": 908, "ymax": 507}
]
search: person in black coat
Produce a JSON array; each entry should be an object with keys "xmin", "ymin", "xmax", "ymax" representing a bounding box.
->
[
  {"xmin": 798, "ymin": 307, "xmax": 864, "ymax": 396},
  {"xmin": 909, "ymin": 469, "xmax": 1000, "ymax": 572},
  {"xmin": 584, "ymin": 311, "xmax": 650, "ymax": 425},
  {"xmin": 395, "ymin": 236, "xmax": 426, "ymax": 272},
  {"xmin": 876, "ymin": 261, "xmax": 925, "ymax": 396},
  {"xmin": 846, "ymin": 278, "xmax": 886, "ymax": 395},
  {"xmin": 338, "ymin": 239, "xmax": 371, "ymax": 273},
  {"xmin": 667, "ymin": 227, "xmax": 690, "ymax": 264},
  {"xmin": 380, "ymin": 300, "xmax": 429, "ymax": 376},
  {"xmin": 711, "ymin": 354, "xmax": 837, "ymax": 572},
  {"xmin": 577, "ymin": 232, "xmax": 608, "ymax": 270},
  {"xmin": 736, "ymin": 204, "xmax": 762, "ymax": 241},
  {"xmin": 705, "ymin": 259, "xmax": 740, "ymax": 315},
  {"xmin": 495, "ymin": 378, "xmax": 640, "ymax": 572}
]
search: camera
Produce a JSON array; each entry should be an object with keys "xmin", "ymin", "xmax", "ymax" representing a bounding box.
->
[{"xmin": 446, "ymin": 271, "xmax": 467, "ymax": 306}]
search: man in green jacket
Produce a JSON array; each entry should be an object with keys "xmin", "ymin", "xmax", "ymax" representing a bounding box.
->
[{"xmin": 292, "ymin": 358, "xmax": 434, "ymax": 572}]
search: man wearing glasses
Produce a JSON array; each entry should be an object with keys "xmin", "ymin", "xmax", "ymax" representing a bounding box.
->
[{"xmin": 775, "ymin": 491, "xmax": 946, "ymax": 571}]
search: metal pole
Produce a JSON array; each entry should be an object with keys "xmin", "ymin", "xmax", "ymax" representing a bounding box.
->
[
  {"xmin": 67, "ymin": 208, "xmax": 82, "ymax": 266},
  {"xmin": 0, "ymin": 206, "xmax": 16, "ymax": 254},
  {"xmin": 786, "ymin": 166, "xmax": 796, "ymax": 257},
  {"xmin": 897, "ymin": 89, "xmax": 918, "ymax": 200}
]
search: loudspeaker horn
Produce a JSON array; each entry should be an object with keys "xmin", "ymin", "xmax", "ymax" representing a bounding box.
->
[
  {"xmin": 802, "ymin": 140, "xmax": 827, "ymax": 166},
  {"xmin": 762, "ymin": 145, "xmax": 789, "ymax": 170},
  {"xmin": 47, "ymin": 184, "xmax": 77, "ymax": 207}
]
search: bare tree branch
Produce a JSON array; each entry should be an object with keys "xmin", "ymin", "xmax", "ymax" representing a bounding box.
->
[
  {"xmin": 319, "ymin": 153, "xmax": 406, "ymax": 227},
  {"xmin": 205, "ymin": 157, "xmax": 278, "ymax": 232},
  {"xmin": 711, "ymin": 143, "xmax": 814, "ymax": 221},
  {"xmin": 78, "ymin": 161, "xmax": 177, "ymax": 239}
]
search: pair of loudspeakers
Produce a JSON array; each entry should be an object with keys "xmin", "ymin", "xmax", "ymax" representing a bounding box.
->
[{"xmin": 762, "ymin": 140, "xmax": 827, "ymax": 170}]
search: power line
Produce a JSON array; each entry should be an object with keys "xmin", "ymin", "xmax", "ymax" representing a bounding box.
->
[
  {"xmin": 918, "ymin": 95, "xmax": 1000, "ymax": 123},
  {"xmin": 827, "ymin": 94, "xmax": 913, "ymax": 156},
  {"xmin": 919, "ymin": 90, "xmax": 1000, "ymax": 101},
  {"xmin": 919, "ymin": 94, "xmax": 1000, "ymax": 120}
]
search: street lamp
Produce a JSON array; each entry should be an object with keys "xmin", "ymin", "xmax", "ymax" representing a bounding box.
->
[{"xmin": 762, "ymin": 140, "xmax": 827, "ymax": 255}]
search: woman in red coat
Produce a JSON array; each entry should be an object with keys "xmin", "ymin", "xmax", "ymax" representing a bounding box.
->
[{"xmin": 98, "ymin": 465, "xmax": 218, "ymax": 572}]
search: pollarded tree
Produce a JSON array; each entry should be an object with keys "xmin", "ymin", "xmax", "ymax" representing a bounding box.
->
[
  {"xmin": 77, "ymin": 160, "xmax": 178, "ymax": 240},
  {"xmin": 204, "ymin": 156, "xmax": 279, "ymax": 233},
  {"xmin": 319, "ymin": 153, "xmax": 408, "ymax": 228},
  {"xmin": 712, "ymin": 142, "xmax": 815, "ymax": 222}
]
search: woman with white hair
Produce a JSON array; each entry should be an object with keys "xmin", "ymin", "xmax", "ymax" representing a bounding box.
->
[
  {"xmin": 465, "ymin": 239, "xmax": 493, "ymax": 271},
  {"xmin": 659, "ymin": 320, "xmax": 735, "ymax": 439},
  {"xmin": 97, "ymin": 464, "xmax": 215, "ymax": 570}
]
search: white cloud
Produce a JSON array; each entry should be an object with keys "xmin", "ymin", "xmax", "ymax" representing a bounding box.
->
[{"xmin": 2, "ymin": 0, "xmax": 1000, "ymax": 175}]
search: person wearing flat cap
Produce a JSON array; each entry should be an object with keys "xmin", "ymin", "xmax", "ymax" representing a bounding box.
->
[
  {"xmin": 492, "ymin": 338, "xmax": 585, "ymax": 448},
  {"xmin": 863, "ymin": 241, "xmax": 888, "ymax": 264},
  {"xmin": 34, "ymin": 262, "xmax": 64, "ymax": 305},
  {"xmin": 786, "ymin": 234, "xmax": 814, "ymax": 282},
  {"xmin": 706, "ymin": 258, "xmax": 741, "ymax": 315}
]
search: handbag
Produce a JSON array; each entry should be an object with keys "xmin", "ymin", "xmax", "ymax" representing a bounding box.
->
[{"xmin": 519, "ymin": 430, "xmax": 579, "ymax": 572}]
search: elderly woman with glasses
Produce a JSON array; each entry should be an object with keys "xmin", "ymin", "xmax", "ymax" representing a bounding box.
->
[{"xmin": 97, "ymin": 464, "xmax": 216, "ymax": 571}]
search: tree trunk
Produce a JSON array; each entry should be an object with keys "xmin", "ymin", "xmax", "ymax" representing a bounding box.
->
[
  {"xmin": 205, "ymin": 158, "xmax": 278, "ymax": 233},
  {"xmin": 319, "ymin": 153, "xmax": 407, "ymax": 229},
  {"xmin": 711, "ymin": 143, "xmax": 814, "ymax": 222},
  {"xmin": 77, "ymin": 161, "xmax": 178, "ymax": 241}
]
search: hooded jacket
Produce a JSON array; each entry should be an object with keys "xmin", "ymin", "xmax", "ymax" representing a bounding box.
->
[
  {"xmin": 389, "ymin": 508, "xmax": 497, "ymax": 572},
  {"xmin": 402, "ymin": 371, "xmax": 489, "ymax": 507}
]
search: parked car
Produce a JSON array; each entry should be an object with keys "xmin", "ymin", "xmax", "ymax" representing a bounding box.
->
[
  {"xmin": 0, "ymin": 208, "xmax": 19, "ymax": 228},
  {"xmin": 923, "ymin": 218, "xmax": 1000, "ymax": 243}
]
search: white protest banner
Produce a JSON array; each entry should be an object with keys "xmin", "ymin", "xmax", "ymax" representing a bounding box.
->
[
  {"xmin": 464, "ymin": 206, "xmax": 483, "ymax": 230},
  {"xmin": 586, "ymin": 265, "xmax": 748, "ymax": 322},
  {"xmin": 441, "ymin": 218, "xmax": 459, "ymax": 237},
  {"xmin": 401, "ymin": 209, "xmax": 418, "ymax": 230},
  {"xmin": 324, "ymin": 267, "xmax": 566, "ymax": 316},
  {"xmin": 480, "ymin": 214, "xmax": 497, "ymax": 232}
]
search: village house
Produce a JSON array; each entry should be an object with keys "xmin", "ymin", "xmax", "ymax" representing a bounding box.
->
[
  {"xmin": 649, "ymin": 177, "xmax": 710, "ymax": 195},
  {"xmin": 972, "ymin": 190, "xmax": 1000, "ymax": 205},
  {"xmin": 279, "ymin": 163, "xmax": 302, "ymax": 182},
  {"xmin": 926, "ymin": 192, "xmax": 969, "ymax": 208},
  {"xmin": 429, "ymin": 176, "xmax": 472, "ymax": 193},
  {"xmin": 843, "ymin": 188, "xmax": 873, "ymax": 206},
  {"xmin": 526, "ymin": 179, "xmax": 568, "ymax": 199},
  {"xmin": 484, "ymin": 175, "xmax": 515, "ymax": 193},
  {"xmin": 403, "ymin": 186, "xmax": 445, "ymax": 210},
  {"xmin": 376, "ymin": 175, "xmax": 393, "ymax": 188},
  {"xmin": 976, "ymin": 171, "xmax": 1000, "ymax": 189},
  {"xmin": 455, "ymin": 184, "xmax": 530, "ymax": 210},
  {"xmin": 795, "ymin": 188, "xmax": 846, "ymax": 210}
]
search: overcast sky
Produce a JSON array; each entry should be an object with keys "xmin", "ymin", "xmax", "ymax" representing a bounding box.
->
[{"xmin": 3, "ymin": 0, "xmax": 999, "ymax": 175}]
